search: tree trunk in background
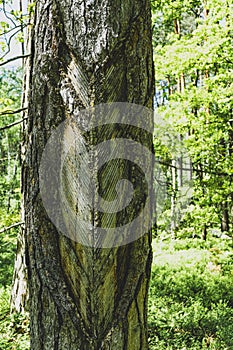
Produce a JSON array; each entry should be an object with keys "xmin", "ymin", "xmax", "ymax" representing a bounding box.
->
[
  {"xmin": 170, "ymin": 18, "xmax": 182, "ymax": 237},
  {"xmin": 10, "ymin": 6, "xmax": 33, "ymax": 312},
  {"xmin": 221, "ymin": 202, "xmax": 229, "ymax": 232},
  {"xmin": 23, "ymin": 0, "xmax": 154, "ymax": 349},
  {"xmin": 10, "ymin": 224, "xmax": 28, "ymax": 313},
  {"xmin": 170, "ymin": 158, "xmax": 177, "ymax": 238}
]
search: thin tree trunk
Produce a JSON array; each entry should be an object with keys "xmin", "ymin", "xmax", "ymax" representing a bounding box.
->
[
  {"xmin": 10, "ymin": 222, "xmax": 28, "ymax": 313},
  {"xmin": 202, "ymin": 224, "xmax": 208, "ymax": 241},
  {"xmin": 23, "ymin": 0, "xmax": 154, "ymax": 349},
  {"xmin": 10, "ymin": 82, "xmax": 29, "ymax": 314},
  {"xmin": 10, "ymin": 1, "xmax": 34, "ymax": 313},
  {"xmin": 171, "ymin": 158, "xmax": 177, "ymax": 238},
  {"xmin": 5, "ymin": 132, "xmax": 11, "ymax": 211},
  {"xmin": 221, "ymin": 201, "xmax": 229, "ymax": 232},
  {"xmin": 170, "ymin": 17, "xmax": 183, "ymax": 237}
]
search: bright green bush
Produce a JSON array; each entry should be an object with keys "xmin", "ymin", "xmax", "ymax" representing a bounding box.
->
[
  {"xmin": 148, "ymin": 238, "xmax": 233, "ymax": 350},
  {"xmin": 0, "ymin": 288, "xmax": 29, "ymax": 350}
]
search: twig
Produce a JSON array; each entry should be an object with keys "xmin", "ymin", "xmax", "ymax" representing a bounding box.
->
[
  {"xmin": 156, "ymin": 159, "xmax": 230, "ymax": 177},
  {"xmin": 0, "ymin": 222, "xmax": 24, "ymax": 234},
  {"xmin": 0, "ymin": 27, "xmax": 25, "ymax": 60},
  {"xmin": 0, "ymin": 24, "xmax": 22, "ymax": 37},
  {"xmin": 0, "ymin": 117, "xmax": 28, "ymax": 131},
  {"xmin": 0, "ymin": 54, "xmax": 30, "ymax": 67},
  {"xmin": 0, "ymin": 107, "xmax": 28, "ymax": 116},
  {"xmin": 2, "ymin": 0, "xmax": 17, "ymax": 27}
]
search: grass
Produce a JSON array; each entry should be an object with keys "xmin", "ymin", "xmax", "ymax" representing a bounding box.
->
[
  {"xmin": 0, "ymin": 223, "xmax": 233, "ymax": 349},
  {"xmin": 0, "ymin": 211, "xmax": 30, "ymax": 350},
  {"xmin": 148, "ymin": 237, "xmax": 233, "ymax": 349},
  {"xmin": 0, "ymin": 287, "xmax": 29, "ymax": 350}
]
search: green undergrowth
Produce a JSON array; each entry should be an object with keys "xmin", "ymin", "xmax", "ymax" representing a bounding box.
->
[
  {"xmin": 0, "ymin": 212, "xmax": 29, "ymax": 350},
  {"xmin": 0, "ymin": 210, "xmax": 19, "ymax": 287},
  {"xmin": 148, "ymin": 237, "xmax": 233, "ymax": 349},
  {"xmin": 0, "ymin": 287, "xmax": 29, "ymax": 350},
  {"xmin": 0, "ymin": 228, "xmax": 232, "ymax": 349}
]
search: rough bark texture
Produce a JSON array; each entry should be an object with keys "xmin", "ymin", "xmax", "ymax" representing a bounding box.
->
[
  {"xmin": 23, "ymin": 0, "xmax": 154, "ymax": 349},
  {"xmin": 10, "ymin": 224, "xmax": 28, "ymax": 313}
]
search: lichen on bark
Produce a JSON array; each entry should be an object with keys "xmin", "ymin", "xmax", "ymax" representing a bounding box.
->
[{"xmin": 23, "ymin": 0, "xmax": 155, "ymax": 348}]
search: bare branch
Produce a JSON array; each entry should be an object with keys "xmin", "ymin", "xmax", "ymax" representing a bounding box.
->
[
  {"xmin": 0, "ymin": 222, "xmax": 24, "ymax": 234},
  {"xmin": 156, "ymin": 159, "xmax": 230, "ymax": 177},
  {"xmin": 0, "ymin": 24, "xmax": 22, "ymax": 37},
  {"xmin": 0, "ymin": 107, "xmax": 28, "ymax": 116},
  {"xmin": 19, "ymin": 0, "xmax": 25, "ymax": 58},
  {"xmin": 0, "ymin": 54, "xmax": 30, "ymax": 67},
  {"xmin": 2, "ymin": 0, "xmax": 17, "ymax": 27},
  {"xmin": 0, "ymin": 26, "xmax": 27, "ymax": 60},
  {"xmin": 0, "ymin": 117, "xmax": 27, "ymax": 131}
]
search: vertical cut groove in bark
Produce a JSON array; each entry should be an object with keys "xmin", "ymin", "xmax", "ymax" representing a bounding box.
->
[{"xmin": 23, "ymin": 0, "xmax": 154, "ymax": 349}]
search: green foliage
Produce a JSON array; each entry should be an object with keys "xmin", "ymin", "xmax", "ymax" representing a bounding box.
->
[
  {"xmin": 0, "ymin": 288, "xmax": 29, "ymax": 350},
  {"xmin": 0, "ymin": 212, "xmax": 29, "ymax": 349},
  {"xmin": 0, "ymin": 210, "xmax": 20, "ymax": 286},
  {"xmin": 152, "ymin": 0, "xmax": 233, "ymax": 234},
  {"xmin": 0, "ymin": 2, "xmax": 232, "ymax": 350},
  {"xmin": 148, "ymin": 238, "xmax": 233, "ymax": 349},
  {"xmin": 0, "ymin": 67, "xmax": 23, "ymax": 287},
  {"xmin": 0, "ymin": 67, "xmax": 22, "ymax": 211},
  {"xmin": 0, "ymin": 64, "xmax": 28, "ymax": 348},
  {"xmin": 0, "ymin": 0, "xmax": 31, "ymax": 60}
]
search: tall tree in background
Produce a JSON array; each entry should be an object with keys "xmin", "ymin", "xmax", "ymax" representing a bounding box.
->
[
  {"xmin": 0, "ymin": 0, "xmax": 35, "ymax": 314},
  {"xmin": 152, "ymin": 0, "xmax": 233, "ymax": 237},
  {"xmin": 23, "ymin": 0, "xmax": 154, "ymax": 349}
]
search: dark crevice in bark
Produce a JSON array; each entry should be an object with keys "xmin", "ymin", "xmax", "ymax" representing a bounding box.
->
[
  {"xmin": 123, "ymin": 318, "xmax": 129, "ymax": 350},
  {"xmin": 114, "ymin": 241, "xmax": 146, "ymax": 323},
  {"xmin": 135, "ymin": 296, "xmax": 143, "ymax": 350}
]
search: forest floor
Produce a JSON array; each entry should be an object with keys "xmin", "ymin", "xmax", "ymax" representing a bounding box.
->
[
  {"xmin": 0, "ymin": 234, "xmax": 232, "ymax": 349},
  {"xmin": 148, "ymin": 237, "xmax": 233, "ymax": 349}
]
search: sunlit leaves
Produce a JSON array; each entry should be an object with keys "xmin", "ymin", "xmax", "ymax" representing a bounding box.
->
[
  {"xmin": 0, "ymin": 68, "xmax": 22, "ymax": 212},
  {"xmin": 153, "ymin": 0, "xmax": 233, "ymax": 232}
]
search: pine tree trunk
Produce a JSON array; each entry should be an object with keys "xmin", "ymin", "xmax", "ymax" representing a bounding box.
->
[{"xmin": 23, "ymin": 0, "xmax": 154, "ymax": 349}]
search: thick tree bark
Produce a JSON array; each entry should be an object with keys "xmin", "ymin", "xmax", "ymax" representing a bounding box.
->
[
  {"xmin": 10, "ymin": 225, "xmax": 28, "ymax": 313},
  {"xmin": 23, "ymin": 0, "xmax": 154, "ymax": 349}
]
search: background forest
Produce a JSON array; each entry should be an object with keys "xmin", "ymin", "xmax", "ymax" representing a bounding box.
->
[{"xmin": 0, "ymin": 0, "xmax": 233, "ymax": 349}]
